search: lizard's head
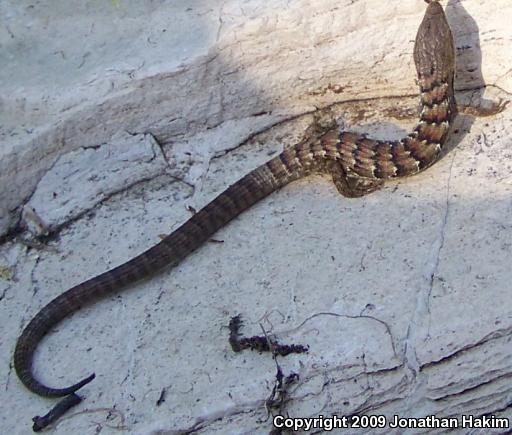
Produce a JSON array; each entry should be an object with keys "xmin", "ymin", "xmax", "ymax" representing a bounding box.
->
[{"xmin": 414, "ymin": 0, "xmax": 455, "ymax": 82}]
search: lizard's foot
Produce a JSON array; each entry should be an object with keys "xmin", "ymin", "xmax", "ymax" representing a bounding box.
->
[
  {"xmin": 330, "ymin": 165, "xmax": 384, "ymax": 198},
  {"xmin": 457, "ymin": 99, "xmax": 509, "ymax": 117}
]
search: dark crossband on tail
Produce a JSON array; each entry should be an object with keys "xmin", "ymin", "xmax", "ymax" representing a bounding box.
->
[{"xmin": 14, "ymin": 0, "xmax": 456, "ymax": 410}]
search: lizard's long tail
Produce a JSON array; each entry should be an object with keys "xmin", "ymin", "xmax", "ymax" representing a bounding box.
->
[
  {"xmin": 14, "ymin": 0, "xmax": 456, "ymax": 399},
  {"xmin": 13, "ymin": 147, "xmax": 319, "ymax": 397}
]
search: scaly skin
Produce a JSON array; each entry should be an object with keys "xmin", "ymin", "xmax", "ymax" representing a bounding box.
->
[{"xmin": 14, "ymin": 1, "xmax": 456, "ymax": 398}]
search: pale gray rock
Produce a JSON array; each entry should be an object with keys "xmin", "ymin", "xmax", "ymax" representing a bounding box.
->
[
  {"xmin": 22, "ymin": 132, "xmax": 168, "ymax": 235},
  {"xmin": 1, "ymin": 0, "xmax": 511, "ymax": 434}
]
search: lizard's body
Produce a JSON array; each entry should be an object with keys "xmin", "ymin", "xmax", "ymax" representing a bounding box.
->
[{"xmin": 15, "ymin": 2, "xmax": 456, "ymax": 399}]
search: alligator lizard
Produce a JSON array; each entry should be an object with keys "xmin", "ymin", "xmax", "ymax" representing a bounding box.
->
[{"xmin": 14, "ymin": 0, "xmax": 456, "ymax": 402}]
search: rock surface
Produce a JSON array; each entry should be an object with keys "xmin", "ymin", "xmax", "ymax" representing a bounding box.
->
[
  {"xmin": 22, "ymin": 131, "xmax": 168, "ymax": 235},
  {"xmin": 1, "ymin": 0, "xmax": 511, "ymax": 434}
]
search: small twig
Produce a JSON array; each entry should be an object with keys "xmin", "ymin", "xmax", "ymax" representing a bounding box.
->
[
  {"xmin": 156, "ymin": 388, "xmax": 167, "ymax": 406},
  {"xmin": 265, "ymin": 363, "xmax": 300, "ymax": 413},
  {"xmin": 228, "ymin": 315, "xmax": 308, "ymax": 356},
  {"xmin": 32, "ymin": 393, "xmax": 82, "ymax": 432}
]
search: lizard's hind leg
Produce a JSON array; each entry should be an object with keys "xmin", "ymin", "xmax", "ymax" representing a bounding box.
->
[{"xmin": 328, "ymin": 162, "xmax": 384, "ymax": 198}]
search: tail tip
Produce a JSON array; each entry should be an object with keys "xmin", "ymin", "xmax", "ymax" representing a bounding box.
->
[{"xmin": 75, "ymin": 372, "xmax": 96, "ymax": 391}]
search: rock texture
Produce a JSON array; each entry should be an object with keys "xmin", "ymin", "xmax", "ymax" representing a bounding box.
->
[
  {"xmin": 22, "ymin": 131, "xmax": 168, "ymax": 235},
  {"xmin": 1, "ymin": 0, "xmax": 511, "ymax": 434}
]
